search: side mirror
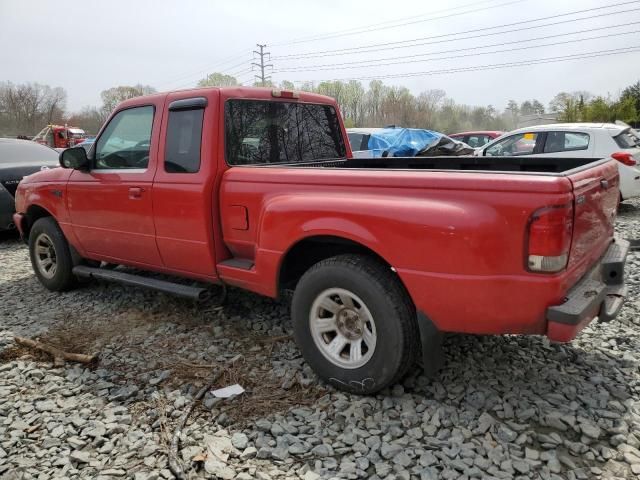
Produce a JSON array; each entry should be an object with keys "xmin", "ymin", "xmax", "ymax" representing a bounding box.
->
[{"xmin": 60, "ymin": 146, "xmax": 90, "ymax": 170}]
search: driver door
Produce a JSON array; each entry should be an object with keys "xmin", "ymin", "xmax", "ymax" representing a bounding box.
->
[{"xmin": 66, "ymin": 104, "xmax": 163, "ymax": 266}]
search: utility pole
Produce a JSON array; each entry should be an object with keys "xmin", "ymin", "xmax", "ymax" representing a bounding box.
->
[{"xmin": 252, "ymin": 44, "xmax": 272, "ymax": 86}]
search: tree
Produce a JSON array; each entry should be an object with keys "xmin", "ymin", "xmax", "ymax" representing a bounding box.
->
[
  {"xmin": 66, "ymin": 106, "xmax": 105, "ymax": 134},
  {"xmin": 279, "ymin": 80, "xmax": 296, "ymax": 91},
  {"xmin": 505, "ymin": 100, "xmax": 519, "ymax": 129},
  {"xmin": 100, "ymin": 84, "xmax": 156, "ymax": 119},
  {"xmin": 197, "ymin": 72, "xmax": 239, "ymax": 88},
  {"xmin": 0, "ymin": 82, "xmax": 67, "ymax": 136},
  {"xmin": 621, "ymin": 80, "xmax": 640, "ymax": 115},
  {"xmin": 549, "ymin": 92, "xmax": 583, "ymax": 122},
  {"xmin": 532, "ymin": 100, "xmax": 545, "ymax": 114}
]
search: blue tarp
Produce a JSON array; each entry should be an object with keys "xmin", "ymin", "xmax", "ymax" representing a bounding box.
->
[{"xmin": 367, "ymin": 128, "xmax": 442, "ymax": 157}]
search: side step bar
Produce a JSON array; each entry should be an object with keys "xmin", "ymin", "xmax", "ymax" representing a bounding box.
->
[{"xmin": 72, "ymin": 265, "xmax": 209, "ymax": 301}]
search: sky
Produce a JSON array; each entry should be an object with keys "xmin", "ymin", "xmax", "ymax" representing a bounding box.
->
[{"xmin": 1, "ymin": 0, "xmax": 639, "ymax": 113}]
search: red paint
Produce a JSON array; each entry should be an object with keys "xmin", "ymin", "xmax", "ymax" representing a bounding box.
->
[
  {"xmin": 14, "ymin": 87, "xmax": 619, "ymax": 343},
  {"xmin": 32, "ymin": 125, "xmax": 86, "ymax": 149},
  {"xmin": 449, "ymin": 131, "xmax": 504, "ymax": 141}
]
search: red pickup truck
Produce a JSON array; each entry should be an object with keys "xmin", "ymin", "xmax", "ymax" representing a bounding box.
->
[{"xmin": 13, "ymin": 87, "xmax": 628, "ymax": 394}]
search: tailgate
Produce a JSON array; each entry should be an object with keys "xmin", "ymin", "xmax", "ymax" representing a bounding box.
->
[{"xmin": 567, "ymin": 159, "xmax": 619, "ymax": 269}]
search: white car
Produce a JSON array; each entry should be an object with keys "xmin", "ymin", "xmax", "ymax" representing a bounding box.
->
[
  {"xmin": 476, "ymin": 123, "xmax": 640, "ymax": 201},
  {"xmin": 346, "ymin": 128, "xmax": 383, "ymax": 158}
]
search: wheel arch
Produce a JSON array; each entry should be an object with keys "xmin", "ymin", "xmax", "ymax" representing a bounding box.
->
[
  {"xmin": 278, "ymin": 234, "xmax": 408, "ymax": 297},
  {"xmin": 22, "ymin": 204, "xmax": 54, "ymax": 240}
]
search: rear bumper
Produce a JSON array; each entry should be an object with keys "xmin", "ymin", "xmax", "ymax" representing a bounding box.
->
[{"xmin": 546, "ymin": 238, "xmax": 629, "ymax": 342}]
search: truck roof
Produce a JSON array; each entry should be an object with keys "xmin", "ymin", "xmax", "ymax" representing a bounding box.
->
[{"xmin": 117, "ymin": 86, "xmax": 339, "ymax": 110}]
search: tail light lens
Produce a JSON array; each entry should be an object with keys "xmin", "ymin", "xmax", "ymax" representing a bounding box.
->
[
  {"xmin": 611, "ymin": 152, "xmax": 636, "ymax": 166},
  {"xmin": 527, "ymin": 204, "xmax": 573, "ymax": 273},
  {"xmin": 272, "ymin": 89, "xmax": 299, "ymax": 99}
]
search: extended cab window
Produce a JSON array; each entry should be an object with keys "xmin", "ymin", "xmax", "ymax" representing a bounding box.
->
[
  {"xmin": 95, "ymin": 106, "xmax": 154, "ymax": 170},
  {"xmin": 164, "ymin": 108, "xmax": 204, "ymax": 173},
  {"xmin": 485, "ymin": 133, "xmax": 538, "ymax": 156},
  {"xmin": 543, "ymin": 132, "xmax": 589, "ymax": 153},
  {"xmin": 225, "ymin": 100, "xmax": 346, "ymax": 165}
]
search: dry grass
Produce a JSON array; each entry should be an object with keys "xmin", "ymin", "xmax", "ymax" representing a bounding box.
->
[{"xmin": 2, "ymin": 306, "xmax": 324, "ymax": 427}]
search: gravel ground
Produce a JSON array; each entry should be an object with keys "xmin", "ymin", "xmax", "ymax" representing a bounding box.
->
[{"xmin": 1, "ymin": 201, "xmax": 640, "ymax": 480}]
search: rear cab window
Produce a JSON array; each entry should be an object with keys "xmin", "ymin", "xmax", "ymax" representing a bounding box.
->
[
  {"xmin": 543, "ymin": 132, "xmax": 589, "ymax": 153},
  {"xmin": 225, "ymin": 100, "xmax": 346, "ymax": 165}
]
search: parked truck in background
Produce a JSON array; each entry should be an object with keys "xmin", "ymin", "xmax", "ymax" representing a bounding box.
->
[
  {"xmin": 32, "ymin": 124, "xmax": 86, "ymax": 150},
  {"xmin": 13, "ymin": 87, "xmax": 629, "ymax": 393}
]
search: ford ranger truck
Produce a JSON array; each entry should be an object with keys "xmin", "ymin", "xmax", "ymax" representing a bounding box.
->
[{"xmin": 13, "ymin": 87, "xmax": 629, "ymax": 394}]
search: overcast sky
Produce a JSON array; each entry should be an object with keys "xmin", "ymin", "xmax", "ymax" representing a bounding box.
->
[{"xmin": 1, "ymin": 0, "xmax": 639, "ymax": 112}]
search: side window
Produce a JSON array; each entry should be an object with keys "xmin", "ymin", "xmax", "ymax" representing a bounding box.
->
[
  {"xmin": 544, "ymin": 131, "xmax": 589, "ymax": 153},
  {"xmin": 95, "ymin": 106, "xmax": 154, "ymax": 170},
  {"xmin": 164, "ymin": 108, "xmax": 204, "ymax": 173},
  {"xmin": 485, "ymin": 133, "xmax": 538, "ymax": 156}
]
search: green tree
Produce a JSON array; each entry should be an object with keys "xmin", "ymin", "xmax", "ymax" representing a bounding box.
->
[
  {"xmin": 613, "ymin": 96, "xmax": 637, "ymax": 123},
  {"xmin": 197, "ymin": 72, "xmax": 239, "ymax": 88},
  {"xmin": 621, "ymin": 81, "xmax": 640, "ymax": 114},
  {"xmin": 100, "ymin": 84, "xmax": 156, "ymax": 119}
]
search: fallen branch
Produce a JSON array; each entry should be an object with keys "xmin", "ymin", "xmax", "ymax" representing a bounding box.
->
[
  {"xmin": 14, "ymin": 336, "xmax": 96, "ymax": 367},
  {"xmin": 168, "ymin": 370, "xmax": 224, "ymax": 480}
]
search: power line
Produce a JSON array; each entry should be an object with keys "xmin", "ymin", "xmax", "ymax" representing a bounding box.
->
[
  {"xmin": 323, "ymin": 46, "xmax": 640, "ymax": 82},
  {"xmin": 252, "ymin": 44, "xmax": 273, "ymax": 86},
  {"xmin": 155, "ymin": 51, "xmax": 252, "ymax": 89},
  {"xmin": 272, "ymin": 1, "xmax": 640, "ymax": 59},
  {"xmin": 270, "ymin": 0, "xmax": 526, "ymax": 46},
  {"xmin": 272, "ymin": 28, "xmax": 640, "ymax": 73},
  {"xmin": 272, "ymin": 21, "xmax": 640, "ymax": 71}
]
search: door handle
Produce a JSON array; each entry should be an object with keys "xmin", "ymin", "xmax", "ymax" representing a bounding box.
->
[
  {"xmin": 128, "ymin": 187, "xmax": 144, "ymax": 199},
  {"xmin": 600, "ymin": 179, "xmax": 609, "ymax": 190}
]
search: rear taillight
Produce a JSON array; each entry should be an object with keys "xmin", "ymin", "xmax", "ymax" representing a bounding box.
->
[
  {"xmin": 611, "ymin": 151, "xmax": 636, "ymax": 166},
  {"xmin": 527, "ymin": 204, "xmax": 573, "ymax": 273}
]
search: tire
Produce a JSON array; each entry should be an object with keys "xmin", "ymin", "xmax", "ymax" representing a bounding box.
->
[
  {"xmin": 291, "ymin": 254, "xmax": 419, "ymax": 394},
  {"xmin": 28, "ymin": 217, "xmax": 77, "ymax": 291}
]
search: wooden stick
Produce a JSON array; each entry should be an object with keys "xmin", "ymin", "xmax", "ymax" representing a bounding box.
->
[
  {"xmin": 168, "ymin": 370, "xmax": 224, "ymax": 480},
  {"xmin": 14, "ymin": 336, "xmax": 96, "ymax": 366}
]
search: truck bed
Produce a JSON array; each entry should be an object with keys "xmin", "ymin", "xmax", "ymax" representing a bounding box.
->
[{"xmin": 267, "ymin": 156, "xmax": 606, "ymax": 175}]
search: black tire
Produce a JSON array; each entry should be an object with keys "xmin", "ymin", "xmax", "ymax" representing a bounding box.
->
[
  {"xmin": 28, "ymin": 217, "xmax": 77, "ymax": 291},
  {"xmin": 291, "ymin": 254, "xmax": 419, "ymax": 394}
]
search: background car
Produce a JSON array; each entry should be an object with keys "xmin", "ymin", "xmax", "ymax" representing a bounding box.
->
[
  {"xmin": 448, "ymin": 130, "xmax": 504, "ymax": 148},
  {"xmin": 0, "ymin": 139, "xmax": 59, "ymax": 231},
  {"xmin": 75, "ymin": 137, "xmax": 95, "ymax": 153},
  {"xmin": 346, "ymin": 127, "xmax": 383, "ymax": 158},
  {"xmin": 476, "ymin": 123, "xmax": 640, "ymax": 201}
]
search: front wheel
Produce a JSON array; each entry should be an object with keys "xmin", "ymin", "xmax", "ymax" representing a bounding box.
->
[
  {"xmin": 29, "ymin": 217, "xmax": 76, "ymax": 291},
  {"xmin": 291, "ymin": 254, "xmax": 419, "ymax": 394}
]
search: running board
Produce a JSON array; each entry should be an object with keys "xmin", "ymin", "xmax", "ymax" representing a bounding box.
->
[{"xmin": 72, "ymin": 265, "xmax": 209, "ymax": 301}]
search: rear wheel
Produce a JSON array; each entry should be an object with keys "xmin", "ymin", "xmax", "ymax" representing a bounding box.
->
[
  {"xmin": 29, "ymin": 217, "xmax": 76, "ymax": 291},
  {"xmin": 291, "ymin": 254, "xmax": 419, "ymax": 394}
]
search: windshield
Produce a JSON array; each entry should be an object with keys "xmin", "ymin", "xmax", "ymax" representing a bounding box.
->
[{"xmin": 225, "ymin": 100, "xmax": 346, "ymax": 165}]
